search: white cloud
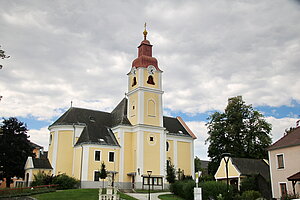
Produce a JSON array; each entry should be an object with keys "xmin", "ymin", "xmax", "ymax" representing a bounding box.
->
[
  {"xmin": 28, "ymin": 127, "xmax": 49, "ymax": 151},
  {"xmin": 0, "ymin": 1, "xmax": 299, "ymax": 131},
  {"xmin": 187, "ymin": 116, "xmax": 299, "ymax": 161}
]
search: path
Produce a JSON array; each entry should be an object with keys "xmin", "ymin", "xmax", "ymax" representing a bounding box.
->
[{"xmin": 126, "ymin": 192, "xmax": 171, "ymax": 200}]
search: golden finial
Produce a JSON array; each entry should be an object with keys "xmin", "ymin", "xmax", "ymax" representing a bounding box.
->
[{"xmin": 143, "ymin": 22, "xmax": 148, "ymax": 40}]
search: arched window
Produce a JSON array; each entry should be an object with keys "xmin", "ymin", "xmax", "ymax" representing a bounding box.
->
[
  {"xmin": 147, "ymin": 75, "xmax": 155, "ymax": 85},
  {"xmin": 166, "ymin": 141, "xmax": 169, "ymax": 151},
  {"xmin": 132, "ymin": 77, "xmax": 137, "ymax": 87},
  {"xmin": 148, "ymin": 99, "xmax": 155, "ymax": 116}
]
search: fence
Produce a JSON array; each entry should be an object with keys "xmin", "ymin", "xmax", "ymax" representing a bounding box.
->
[{"xmin": 0, "ymin": 184, "xmax": 58, "ymax": 198}]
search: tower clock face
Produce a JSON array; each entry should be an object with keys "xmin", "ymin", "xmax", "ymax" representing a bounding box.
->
[
  {"xmin": 131, "ymin": 67, "xmax": 137, "ymax": 75},
  {"xmin": 147, "ymin": 65, "xmax": 156, "ymax": 75}
]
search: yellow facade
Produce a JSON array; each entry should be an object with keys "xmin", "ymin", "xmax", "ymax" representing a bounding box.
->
[
  {"xmin": 56, "ymin": 130, "xmax": 74, "ymax": 176},
  {"xmin": 73, "ymin": 147, "xmax": 82, "ymax": 179},
  {"xmin": 87, "ymin": 147, "xmax": 119, "ymax": 181},
  {"xmin": 215, "ymin": 158, "xmax": 240, "ymax": 179},
  {"xmin": 166, "ymin": 140, "xmax": 174, "ymax": 162},
  {"xmin": 143, "ymin": 132, "xmax": 160, "ymax": 175},
  {"xmin": 48, "ymin": 131, "xmax": 54, "ymax": 164},
  {"xmin": 177, "ymin": 141, "xmax": 192, "ymax": 175},
  {"xmin": 143, "ymin": 92, "xmax": 160, "ymax": 126},
  {"xmin": 123, "ymin": 132, "xmax": 136, "ymax": 182},
  {"xmin": 128, "ymin": 92, "xmax": 138, "ymax": 125}
]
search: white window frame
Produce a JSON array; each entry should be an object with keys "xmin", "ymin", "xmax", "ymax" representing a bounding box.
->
[
  {"xmin": 276, "ymin": 153, "xmax": 285, "ymax": 169},
  {"xmin": 147, "ymin": 99, "xmax": 156, "ymax": 117},
  {"xmin": 94, "ymin": 150, "xmax": 101, "ymax": 162},
  {"xmin": 94, "ymin": 170, "xmax": 100, "ymax": 181},
  {"xmin": 108, "ymin": 151, "xmax": 115, "ymax": 163},
  {"xmin": 278, "ymin": 182, "xmax": 288, "ymax": 197}
]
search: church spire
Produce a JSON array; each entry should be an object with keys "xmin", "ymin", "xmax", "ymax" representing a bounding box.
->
[
  {"xmin": 131, "ymin": 24, "xmax": 161, "ymax": 71},
  {"xmin": 143, "ymin": 22, "xmax": 148, "ymax": 40}
]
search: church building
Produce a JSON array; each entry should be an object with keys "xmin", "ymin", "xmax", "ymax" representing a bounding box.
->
[{"xmin": 25, "ymin": 27, "xmax": 196, "ymax": 189}]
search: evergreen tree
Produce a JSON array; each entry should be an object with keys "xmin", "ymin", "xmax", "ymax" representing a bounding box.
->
[
  {"xmin": 194, "ymin": 156, "xmax": 202, "ymax": 172},
  {"xmin": 166, "ymin": 160, "xmax": 176, "ymax": 184},
  {"xmin": 0, "ymin": 117, "xmax": 34, "ymax": 187},
  {"xmin": 206, "ymin": 96, "xmax": 272, "ymax": 175},
  {"xmin": 99, "ymin": 161, "xmax": 107, "ymax": 188}
]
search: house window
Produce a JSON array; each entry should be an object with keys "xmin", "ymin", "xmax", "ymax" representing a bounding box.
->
[
  {"xmin": 49, "ymin": 134, "xmax": 52, "ymax": 145},
  {"xmin": 277, "ymin": 154, "xmax": 284, "ymax": 169},
  {"xmin": 280, "ymin": 183, "xmax": 287, "ymax": 197},
  {"xmin": 150, "ymin": 137, "xmax": 154, "ymax": 142},
  {"xmin": 95, "ymin": 150, "xmax": 101, "ymax": 161},
  {"xmin": 94, "ymin": 171, "xmax": 100, "ymax": 181},
  {"xmin": 109, "ymin": 152, "xmax": 115, "ymax": 162}
]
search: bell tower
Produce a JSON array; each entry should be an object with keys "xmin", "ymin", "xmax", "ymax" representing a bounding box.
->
[{"xmin": 127, "ymin": 25, "xmax": 164, "ymax": 127}]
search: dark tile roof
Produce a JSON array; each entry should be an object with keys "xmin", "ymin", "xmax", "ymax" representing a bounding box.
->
[
  {"xmin": 200, "ymin": 160, "xmax": 210, "ymax": 169},
  {"xmin": 111, "ymin": 98, "xmax": 131, "ymax": 127},
  {"xmin": 32, "ymin": 158, "xmax": 52, "ymax": 169},
  {"xmin": 231, "ymin": 157, "xmax": 270, "ymax": 181},
  {"xmin": 163, "ymin": 116, "xmax": 192, "ymax": 138},
  {"xmin": 30, "ymin": 141, "xmax": 43, "ymax": 149},
  {"xmin": 287, "ymin": 171, "xmax": 300, "ymax": 181},
  {"xmin": 268, "ymin": 127, "xmax": 300, "ymax": 151},
  {"xmin": 50, "ymin": 98, "xmax": 192, "ymax": 146}
]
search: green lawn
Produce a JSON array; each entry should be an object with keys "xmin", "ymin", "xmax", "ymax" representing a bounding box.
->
[
  {"xmin": 158, "ymin": 194, "xmax": 184, "ymax": 200},
  {"xmin": 32, "ymin": 189, "xmax": 137, "ymax": 200}
]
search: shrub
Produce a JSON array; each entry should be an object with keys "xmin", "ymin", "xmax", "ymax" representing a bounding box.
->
[
  {"xmin": 281, "ymin": 192, "xmax": 300, "ymax": 200},
  {"xmin": 199, "ymin": 181, "xmax": 233, "ymax": 200},
  {"xmin": 53, "ymin": 173, "xmax": 79, "ymax": 190},
  {"xmin": 240, "ymin": 190, "xmax": 261, "ymax": 200},
  {"xmin": 31, "ymin": 171, "xmax": 54, "ymax": 186},
  {"xmin": 240, "ymin": 175, "xmax": 258, "ymax": 192},
  {"xmin": 170, "ymin": 180, "xmax": 195, "ymax": 200}
]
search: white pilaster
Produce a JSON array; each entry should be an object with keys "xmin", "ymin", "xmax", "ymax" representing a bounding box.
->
[
  {"xmin": 81, "ymin": 145, "xmax": 89, "ymax": 181},
  {"xmin": 52, "ymin": 130, "xmax": 58, "ymax": 175}
]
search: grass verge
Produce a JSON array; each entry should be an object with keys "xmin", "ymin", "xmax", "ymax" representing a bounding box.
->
[
  {"xmin": 32, "ymin": 188, "xmax": 138, "ymax": 200},
  {"xmin": 158, "ymin": 194, "xmax": 185, "ymax": 200}
]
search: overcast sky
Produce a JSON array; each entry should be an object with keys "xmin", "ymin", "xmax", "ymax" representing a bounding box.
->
[{"xmin": 1, "ymin": 0, "xmax": 300, "ymax": 160}]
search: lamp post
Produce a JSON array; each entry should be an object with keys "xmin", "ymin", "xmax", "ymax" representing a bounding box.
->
[
  {"xmin": 222, "ymin": 153, "xmax": 231, "ymax": 194},
  {"xmin": 147, "ymin": 170, "xmax": 152, "ymax": 200}
]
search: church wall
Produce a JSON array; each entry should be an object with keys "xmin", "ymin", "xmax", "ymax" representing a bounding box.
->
[
  {"xmin": 87, "ymin": 147, "xmax": 119, "ymax": 181},
  {"xmin": 47, "ymin": 131, "xmax": 54, "ymax": 167},
  {"xmin": 177, "ymin": 141, "xmax": 192, "ymax": 176},
  {"xmin": 143, "ymin": 92, "xmax": 160, "ymax": 126},
  {"xmin": 166, "ymin": 139, "xmax": 174, "ymax": 163},
  {"xmin": 72, "ymin": 146, "xmax": 82, "ymax": 179},
  {"xmin": 143, "ymin": 131, "xmax": 161, "ymax": 175},
  {"xmin": 56, "ymin": 130, "xmax": 74, "ymax": 176},
  {"xmin": 128, "ymin": 92, "xmax": 138, "ymax": 125},
  {"xmin": 123, "ymin": 132, "xmax": 136, "ymax": 182}
]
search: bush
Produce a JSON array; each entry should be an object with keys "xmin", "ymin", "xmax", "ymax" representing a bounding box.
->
[
  {"xmin": 31, "ymin": 171, "xmax": 79, "ymax": 190},
  {"xmin": 240, "ymin": 190, "xmax": 261, "ymax": 200},
  {"xmin": 281, "ymin": 192, "xmax": 300, "ymax": 200},
  {"xmin": 240, "ymin": 175, "xmax": 258, "ymax": 192},
  {"xmin": 199, "ymin": 181, "xmax": 233, "ymax": 200},
  {"xmin": 31, "ymin": 171, "xmax": 54, "ymax": 186},
  {"xmin": 170, "ymin": 180, "xmax": 195, "ymax": 200},
  {"xmin": 53, "ymin": 173, "xmax": 79, "ymax": 190}
]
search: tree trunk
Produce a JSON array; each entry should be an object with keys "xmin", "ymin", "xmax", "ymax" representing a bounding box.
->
[{"xmin": 5, "ymin": 176, "xmax": 11, "ymax": 188}]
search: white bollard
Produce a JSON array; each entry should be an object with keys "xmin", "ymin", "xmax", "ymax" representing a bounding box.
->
[{"xmin": 194, "ymin": 187, "xmax": 202, "ymax": 200}]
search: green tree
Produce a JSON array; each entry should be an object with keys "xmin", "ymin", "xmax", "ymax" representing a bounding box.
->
[
  {"xmin": 0, "ymin": 45, "xmax": 10, "ymax": 69},
  {"xmin": 166, "ymin": 160, "xmax": 176, "ymax": 184},
  {"xmin": 99, "ymin": 161, "xmax": 107, "ymax": 188},
  {"xmin": 194, "ymin": 156, "xmax": 202, "ymax": 172},
  {"xmin": 0, "ymin": 117, "xmax": 34, "ymax": 187},
  {"xmin": 206, "ymin": 96, "xmax": 272, "ymax": 175}
]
